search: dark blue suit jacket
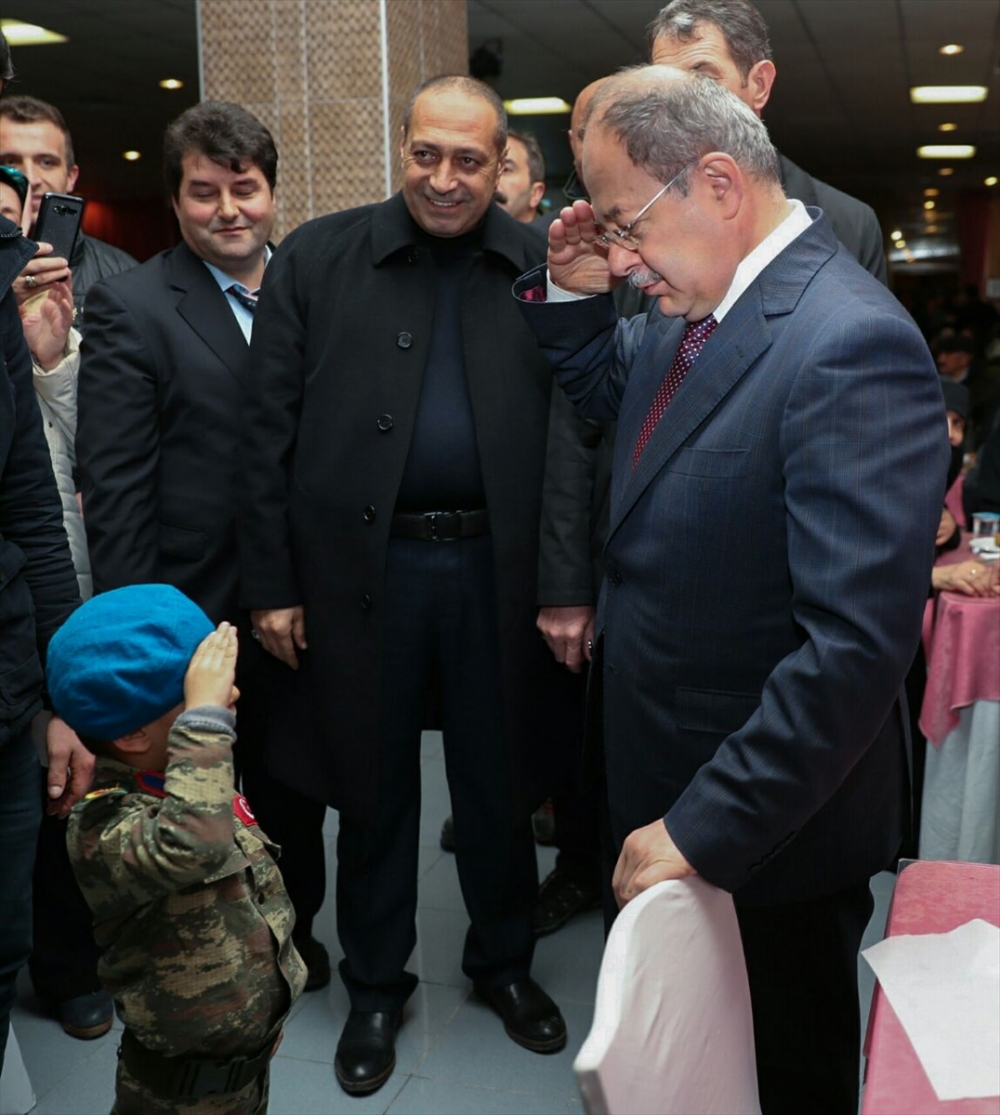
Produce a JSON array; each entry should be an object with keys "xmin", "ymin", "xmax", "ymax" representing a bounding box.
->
[{"xmin": 518, "ymin": 213, "xmax": 948, "ymax": 905}]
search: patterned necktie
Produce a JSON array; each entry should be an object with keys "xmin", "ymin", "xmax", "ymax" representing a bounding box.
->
[
  {"xmin": 227, "ymin": 283, "xmax": 259, "ymax": 313},
  {"xmin": 632, "ymin": 314, "xmax": 718, "ymax": 467}
]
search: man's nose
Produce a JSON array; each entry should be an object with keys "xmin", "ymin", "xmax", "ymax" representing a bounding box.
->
[
  {"xmin": 429, "ymin": 161, "xmax": 458, "ymax": 194},
  {"xmin": 217, "ymin": 191, "xmax": 239, "ymax": 219},
  {"xmin": 606, "ymin": 241, "xmax": 637, "ymax": 279}
]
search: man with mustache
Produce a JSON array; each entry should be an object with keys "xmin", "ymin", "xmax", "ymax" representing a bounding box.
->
[{"xmin": 239, "ymin": 75, "xmax": 570, "ymax": 1097}]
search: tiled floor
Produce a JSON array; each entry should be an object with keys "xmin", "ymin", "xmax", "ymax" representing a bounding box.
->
[{"xmin": 10, "ymin": 729, "xmax": 894, "ymax": 1114}]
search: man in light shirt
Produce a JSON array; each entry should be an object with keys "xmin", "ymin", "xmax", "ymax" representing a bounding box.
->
[{"xmin": 515, "ymin": 66, "xmax": 946, "ymax": 1113}]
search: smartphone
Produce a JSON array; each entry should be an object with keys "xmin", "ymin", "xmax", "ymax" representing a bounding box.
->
[{"xmin": 33, "ymin": 191, "xmax": 85, "ymax": 262}]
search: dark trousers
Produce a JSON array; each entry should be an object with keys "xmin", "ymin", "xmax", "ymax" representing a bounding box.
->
[
  {"xmin": 237, "ymin": 648, "xmax": 327, "ymax": 942},
  {"xmin": 336, "ymin": 537, "xmax": 537, "ymax": 1011},
  {"xmin": 29, "ymin": 785, "xmax": 103, "ymax": 1001},
  {"xmin": 737, "ymin": 884, "xmax": 873, "ymax": 1115},
  {"xmin": 550, "ymin": 671, "xmax": 601, "ymax": 885},
  {"xmin": 0, "ymin": 729, "xmax": 43, "ymax": 1071}
]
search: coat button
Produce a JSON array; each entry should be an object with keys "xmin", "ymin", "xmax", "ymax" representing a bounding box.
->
[
  {"xmin": 363, "ymin": 506, "xmax": 376, "ymax": 523},
  {"xmin": 396, "ymin": 331, "xmax": 412, "ymax": 349},
  {"xmin": 361, "ymin": 593, "xmax": 372, "ymax": 611},
  {"xmin": 377, "ymin": 414, "xmax": 394, "ymax": 432},
  {"xmin": 608, "ymin": 568, "xmax": 622, "ymax": 586}
]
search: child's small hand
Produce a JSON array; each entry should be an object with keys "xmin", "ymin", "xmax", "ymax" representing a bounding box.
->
[{"xmin": 184, "ymin": 623, "xmax": 239, "ymax": 710}]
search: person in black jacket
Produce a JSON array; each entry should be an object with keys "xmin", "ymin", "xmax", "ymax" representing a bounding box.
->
[
  {"xmin": 0, "ymin": 95, "xmax": 135, "ymax": 329},
  {"xmin": 0, "ymin": 33, "xmax": 87, "ymax": 1071}
]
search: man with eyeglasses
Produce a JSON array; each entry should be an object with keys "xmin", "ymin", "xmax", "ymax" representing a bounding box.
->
[{"xmin": 516, "ymin": 66, "xmax": 946, "ymax": 1113}]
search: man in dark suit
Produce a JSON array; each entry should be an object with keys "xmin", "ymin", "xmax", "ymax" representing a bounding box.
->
[
  {"xmin": 517, "ymin": 68, "xmax": 946, "ymax": 1113},
  {"xmin": 239, "ymin": 75, "xmax": 570, "ymax": 1097},
  {"xmin": 76, "ymin": 101, "xmax": 329, "ymax": 993}
]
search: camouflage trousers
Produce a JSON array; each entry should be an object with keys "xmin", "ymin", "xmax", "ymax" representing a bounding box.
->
[{"xmin": 111, "ymin": 1060, "xmax": 269, "ymax": 1115}]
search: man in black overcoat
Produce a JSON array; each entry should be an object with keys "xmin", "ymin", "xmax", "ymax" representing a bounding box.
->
[{"xmin": 239, "ymin": 75, "xmax": 570, "ymax": 1097}]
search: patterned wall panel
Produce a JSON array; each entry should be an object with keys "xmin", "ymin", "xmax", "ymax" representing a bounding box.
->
[{"xmin": 200, "ymin": 0, "xmax": 467, "ymax": 235}]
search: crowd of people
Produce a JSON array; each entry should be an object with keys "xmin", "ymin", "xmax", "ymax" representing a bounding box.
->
[{"xmin": 0, "ymin": 1, "xmax": 994, "ymax": 1113}]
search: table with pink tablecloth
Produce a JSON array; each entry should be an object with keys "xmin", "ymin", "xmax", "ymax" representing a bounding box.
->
[
  {"xmin": 862, "ymin": 860, "xmax": 1000, "ymax": 1115},
  {"xmin": 919, "ymin": 537, "xmax": 1000, "ymax": 864}
]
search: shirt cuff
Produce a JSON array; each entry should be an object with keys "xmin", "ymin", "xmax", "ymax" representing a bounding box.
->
[{"xmin": 546, "ymin": 273, "xmax": 596, "ymax": 303}]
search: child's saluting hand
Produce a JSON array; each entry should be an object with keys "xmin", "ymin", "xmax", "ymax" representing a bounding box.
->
[{"xmin": 184, "ymin": 622, "xmax": 240, "ymax": 711}]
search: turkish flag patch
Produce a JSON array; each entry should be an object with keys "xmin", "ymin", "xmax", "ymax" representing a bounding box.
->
[{"xmin": 233, "ymin": 794, "xmax": 258, "ymax": 827}]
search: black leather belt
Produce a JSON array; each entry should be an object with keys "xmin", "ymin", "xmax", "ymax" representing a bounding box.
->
[
  {"xmin": 390, "ymin": 509, "xmax": 490, "ymax": 541},
  {"xmin": 119, "ymin": 1028, "xmax": 273, "ymax": 1100}
]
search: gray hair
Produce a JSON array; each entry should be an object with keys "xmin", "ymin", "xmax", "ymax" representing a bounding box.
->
[
  {"xmin": 590, "ymin": 68, "xmax": 779, "ymax": 195},
  {"xmin": 647, "ymin": 0, "xmax": 772, "ymax": 82},
  {"xmin": 403, "ymin": 75, "xmax": 507, "ymax": 154}
]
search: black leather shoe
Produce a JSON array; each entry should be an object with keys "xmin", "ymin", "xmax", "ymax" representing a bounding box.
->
[
  {"xmin": 534, "ymin": 868, "xmax": 602, "ymax": 938},
  {"xmin": 334, "ymin": 1009, "xmax": 401, "ymax": 1095},
  {"xmin": 440, "ymin": 814, "xmax": 455, "ymax": 852},
  {"xmin": 293, "ymin": 934, "xmax": 332, "ymax": 991},
  {"xmin": 474, "ymin": 978, "xmax": 566, "ymax": 1053},
  {"xmin": 58, "ymin": 989, "xmax": 113, "ymax": 1039}
]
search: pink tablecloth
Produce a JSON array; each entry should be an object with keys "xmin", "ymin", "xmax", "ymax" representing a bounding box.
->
[
  {"xmin": 920, "ymin": 538, "xmax": 1000, "ymax": 746},
  {"xmin": 862, "ymin": 861, "xmax": 1000, "ymax": 1115}
]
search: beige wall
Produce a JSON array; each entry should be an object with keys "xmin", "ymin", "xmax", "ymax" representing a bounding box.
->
[{"xmin": 198, "ymin": 0, "xmax": 468, "ymax": 240}]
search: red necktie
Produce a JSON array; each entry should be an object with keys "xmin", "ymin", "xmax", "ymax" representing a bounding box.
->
[{"xmin": 632, "ymin": 314, "xmax": 718, "ymax": 467}]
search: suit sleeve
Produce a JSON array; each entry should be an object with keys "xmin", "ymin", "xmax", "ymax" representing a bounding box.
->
[
  {"xmin": 237, "ymin": 235, "xmax": 308, "ymax": 609},
  {"xmin": 537, "ymin": 384, "xmax": 604, "ymax": 606},
  {"xmin": 77, "ymin": 280, "xmax": 161, "ymax": 593},
  {"xmin": 665, "ymin": 311, "xmax": 948, "ymax": 891}
]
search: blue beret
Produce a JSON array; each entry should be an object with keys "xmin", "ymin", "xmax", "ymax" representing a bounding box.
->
[{"xmin": 46, "ymin": 584, "xmax": 214, "ymax": 739}]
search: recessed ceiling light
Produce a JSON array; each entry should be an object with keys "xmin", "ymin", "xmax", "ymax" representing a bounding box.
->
[
  {"xmin": 924, "ymin": 200, "xmax": 935, "ymax": 210},
  {"xmin": 122, "ymin": 150, "xmax": 142, "ymax": 162},
  {"xmin": 910, "ymin": 86, "xmax": 987, "ymax": 104},
  {"xmin": 986, "ymin": 177, "xmax": 999, "ymax": 187},
  {"xmin": 890, "ymin": 229, "xmax": 903, "ymax": 240},
  {"xmin": 502, "ymin": 98, "xmax": 571, "ymax": 115},
  {"xmin": 939, "ymin": 44, "xmax": 964, "ymax": 56},
  {"xmin": 923, "ymin": 188, "xmax": 940, "ymax": 198},
  {"xmin": 918, "ymin": 145, "xmax": 975, "ymax": 159},
  {"xmin": 0, "ymin": 18, "xmax": 68, "ymax": 45},
  {"xmin": 938, "ymin": 122, "xmax": 958, "ymax": 132},
  {"xmin": 938, "ymin": 168, "xmax": 955, "ymax": 176},
  {"xmin": 897, "ymin": 240, "xmax": 907, "ymax": 249},
  {"xmin": 159, "ymin": 78, "xmax": 184, "ymax": 90}
]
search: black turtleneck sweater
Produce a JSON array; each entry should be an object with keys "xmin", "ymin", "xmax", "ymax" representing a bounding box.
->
[{"xmin": 394, "ymin": 221, "xmax": 488, "ymax": 513}]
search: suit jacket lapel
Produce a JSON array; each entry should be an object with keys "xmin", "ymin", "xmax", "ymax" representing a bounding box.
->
[
  {"xmin": 609, "ymin": 212, "xmax": 838, "ymax": 540},
  {"xmin": 167, "ymin": 242, "xmax": 249, "ymax": 379}
]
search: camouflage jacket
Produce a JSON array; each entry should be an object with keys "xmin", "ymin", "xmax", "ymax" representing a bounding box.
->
[{"xmin": 67, "ymin": 706, "xmax": 306, "ymax": 1056}]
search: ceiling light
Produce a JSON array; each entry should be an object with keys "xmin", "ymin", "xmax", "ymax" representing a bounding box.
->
[
  {"xmin": 0, "ymin": 18, "xmax": 68, "ymax": 45},
  {"xmin": 159, "ymin": 78, "xmax": 184, "ymax": 90},
  {"xmin": 122, "ymin": 150, "xmax": 142, "ymax": 162},
  {"xmin": 939, "ymin": 44, "xmax": 964, "ymax": 56},
  {"xmin": 897, "ymin": 240, "xmax": 907, "ymax": 249},
  {"xmin": 924, "ymin": 200, "xmax": 935, "ymax": 210},
  {"xmin": 938, "ymin": 122, "xmax": 958, "ymax": 132},
  {"xmin": 923, "ymin": 188, "xmax": 940, "ymax": 197},
  {"xmin": 910, "ymin": 86, "xmax": 987, "ymax": 104},
  {"xmin": 986, "ymin": 177, "xmax": 999, "ymax": 187},
  {"xmin": 890, "ymin": 230, "xmax": 902, "ymax": 240},
  {"xmin": 938, "ymin": 168, "xmax": 955, "ymax": 177},
  {"xmin": 925, "ymin": 225, "xmax": 940, "ymax": 234},
  {"xmin": 918, "ymin": 145, "xmax": 975, "ymax": 159},
  {"xmin": 502, "ymin": 97, "xmax": 571, "ymax": 115}
]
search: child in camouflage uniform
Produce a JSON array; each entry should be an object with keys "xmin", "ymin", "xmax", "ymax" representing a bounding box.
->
[{"xmin": 47, "ymin": 584, "xmax": 305, "ymax": 1115}]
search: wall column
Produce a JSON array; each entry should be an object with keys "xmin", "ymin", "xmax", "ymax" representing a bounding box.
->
[{"xmin": 198, "ymin": 0, "xmax": 468, "ymax": 238}]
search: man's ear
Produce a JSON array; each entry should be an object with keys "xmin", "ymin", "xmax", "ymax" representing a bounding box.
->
[
  {"xmin": 113, "ymin": 728, "xmax": 150, "ymax": 755},
  {"xmin": 700, "ymin": 155, "xmax": 742, "ymax": 219},
  {"xmin": 65, "ymin": 164, "xmax": 80, "ymax": 193},
  {"xmin": 745, "ymin": 59, "xmax": 776, "ymax": 115},
  {"xmin": 529, "ymin": 180, "xmax": 546, "ymax": 212}
]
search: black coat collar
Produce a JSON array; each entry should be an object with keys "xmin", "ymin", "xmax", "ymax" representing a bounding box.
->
[{"xmin": 369, "ymin": 191, "xmax": 542, "ymax": 273}]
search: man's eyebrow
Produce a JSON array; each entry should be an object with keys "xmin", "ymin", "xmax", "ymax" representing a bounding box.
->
[{"xmin": 601, "ymin": 204, "xmax": 623, "ymax": 223}]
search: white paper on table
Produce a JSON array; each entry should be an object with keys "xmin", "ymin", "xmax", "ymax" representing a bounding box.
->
[{"xmin": 863, "ymin": 918, "xmax": 1000, "ymax": 1101}]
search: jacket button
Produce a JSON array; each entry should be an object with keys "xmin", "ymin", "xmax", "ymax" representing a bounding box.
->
[
  {"xmin": 361, "ymin": 593, "xmax": 372, "ymax": 611},
  {"xmin": 608, "ymin": 568, "xmax": 622, "ymax": 586},
  {"xmin": 396, "ymin": 331, "xmax": 412, "ymax": 349},
  {"xmin": 363, "ymin": 505, "xmax": 376, "ymax": 523},
  {"xmin": 377, "ymin": 414, "xmax": 394, "ymax": 432}
]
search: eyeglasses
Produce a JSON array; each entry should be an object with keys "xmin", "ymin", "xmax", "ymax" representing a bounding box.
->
[{"xmin": 595, "ymin": 162, "xmax": 695, "ymax": 251}]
